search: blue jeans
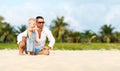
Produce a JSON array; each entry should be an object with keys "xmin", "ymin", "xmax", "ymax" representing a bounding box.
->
[
  {"xmin": 25, "ymin": 46, "xmax": 43, "ymax": 55},
  {"xmin": 34, "ymin": 46, "xmax": 43, "ymax": 55}
]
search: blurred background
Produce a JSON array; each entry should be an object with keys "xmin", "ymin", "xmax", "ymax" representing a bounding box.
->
[{"xmin": 0, "ymin": 0, "xmax": 120, "ymax": 50}]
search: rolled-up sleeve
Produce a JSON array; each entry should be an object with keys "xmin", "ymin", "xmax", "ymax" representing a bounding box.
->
[
  {"xmin": 17, "ymin": 30, "xmax": 27, "ymax": 44},
  {"xmin": 46, "ymin": 29, "xmax": 55, "ymax": 49}
]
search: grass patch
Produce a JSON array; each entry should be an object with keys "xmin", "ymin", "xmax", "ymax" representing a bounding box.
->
[
  {"xmin": 0, "ymin": 43, "xmax": 120, "ymax": 50},
  {"xmin": 53, "ymin": 43, "xmax": 120, "ymax": 50},
  {"xmin": 0, "ymin": 43, "xmax": 18, "ymax": 49}
]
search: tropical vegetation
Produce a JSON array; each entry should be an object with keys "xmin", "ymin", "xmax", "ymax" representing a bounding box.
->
[{"xmin": 0, "ymin": 16, "xmax": 120, "ymax": 43}]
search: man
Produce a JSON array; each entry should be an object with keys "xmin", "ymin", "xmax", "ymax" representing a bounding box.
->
[{"xmin": 17, "ymin": 16, "xmax": 55, "ymax": 55}]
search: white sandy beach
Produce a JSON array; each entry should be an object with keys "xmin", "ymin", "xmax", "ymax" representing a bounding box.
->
[{"xmin": 0, "ymin": 50, "xmax": 120, "ymax": 71}]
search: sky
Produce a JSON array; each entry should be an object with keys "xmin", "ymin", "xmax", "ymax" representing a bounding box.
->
[{"xmin": 0, "ymin": 0, "xmax": 120, "ymax": 33}]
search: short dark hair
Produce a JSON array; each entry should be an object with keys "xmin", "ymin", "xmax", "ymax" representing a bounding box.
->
[{"xmin": 36, "ymin": 16, "xmax": 44, "ymax": 19}]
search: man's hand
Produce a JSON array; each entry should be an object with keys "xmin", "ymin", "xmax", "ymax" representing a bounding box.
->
[{"xmin": 44, "ymin": 46, "xmax": 51, "ymax": 50}]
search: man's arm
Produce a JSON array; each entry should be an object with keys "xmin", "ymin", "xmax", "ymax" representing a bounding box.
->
[
  {"xmin": 46, "ymin": 29, "xmax": 55, "ymax": 49},
  {"xmin": 17, "ymin": 30, "xmax": 27, "ymax": 44}
]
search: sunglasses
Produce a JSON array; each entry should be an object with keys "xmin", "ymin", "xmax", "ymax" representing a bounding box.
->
[{"xmin": 37, "ymin": 22, "xmax": 45, "ymax": 24}]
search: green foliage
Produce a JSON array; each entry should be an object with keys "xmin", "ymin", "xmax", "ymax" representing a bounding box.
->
[
  {"xmin": 50, "ymin": 16, "xmax": 69, "ymax": 41},
  {"xmin": 0, "ymin": 16, "xmax": 27, "ymax": 43},
  {"xmin": 100, "ymin": 24, "xmax": 115, "ymax": 43},
  {"xmin": 81, "ymin": 30, "xmax": 97, "ymax": 43},
  {"xmin": 0, "ymin": 16, "xmax": 17, "ymax": 43},
  {"xmin": 0, "ymin": 15, "xmax": 120, "ymax": 43},
  {"xmin": 15, "ymin": 25, "xmax": 27, "ymax": 35},
  {"xmin": 112, "ymin": 32, "xmax": 120, "ymax": 43}
]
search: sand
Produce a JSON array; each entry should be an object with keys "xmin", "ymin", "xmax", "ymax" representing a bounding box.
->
[{"xmin": 0, "ymin": 49, "xmax": 120, "ymax": 71}]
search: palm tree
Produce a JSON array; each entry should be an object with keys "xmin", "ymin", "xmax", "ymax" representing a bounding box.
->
[
  {"xmin": 100, "ymin": 24, "xmax": 114, "ymax": 43},
  {"xmin": 70, "ymin": 31, "xmax": 81, "ymax": 43},
  {"xmin": 0, "ymin": 22, "xmax": 16, "ymax": 42},
  {"xmin": 82, "ymin": 30, "xmax": 96, "ymax": 43},
  {"xmin": 0, "ymin": 16, "xmax": 4, "ymax": 35},
  {"xmin": 0, "ymin": 16, "xmax": 4, "ymax": 23},
  {"xmin": 50, "ymin": 16, "xmax": 69, "ymax": 41},
  {"xmin": 15, "ymin": 25, "xmax": 27, "ymax": 35},
  {"xmin": 112, "ymin": 32, "xmax": 120, "ymax": 43},
  {"xmin": 0, "ymin": 16, "xmax": 17, "ymax": 43}
]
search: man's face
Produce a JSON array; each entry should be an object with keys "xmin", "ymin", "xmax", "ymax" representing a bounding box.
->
[{"xmin": 36, "ymin": 18, "xmax": 44, "ymax": 29}]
